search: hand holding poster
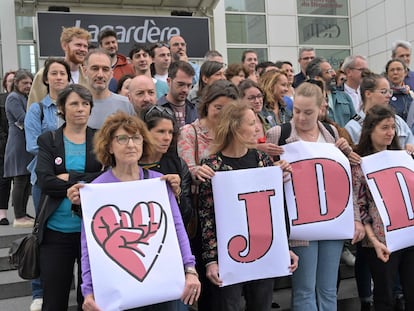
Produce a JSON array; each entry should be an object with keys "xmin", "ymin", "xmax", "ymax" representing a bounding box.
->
[
  {"xmin": 281, "ymin": 141, "xmax": 354, "ymax": 240},
  {"xmin": 211, "ymin": 166, "xmax": 291, "ymax": 287},
  {"xmin": 80, "ymin": 178, "xmax": 184, "ymax": 311},
  {"xmin": 360, "ymin": 150, "xmax": 414, "ymax": 252}
]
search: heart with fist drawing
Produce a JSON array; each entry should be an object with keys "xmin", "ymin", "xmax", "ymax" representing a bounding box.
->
[{"xmin": 91, "ymin": 202, "xmax": 167, "ymax": 281}]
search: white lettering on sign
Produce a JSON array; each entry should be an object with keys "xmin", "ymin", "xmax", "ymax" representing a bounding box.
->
[{"xmin": 75, "ymin": 19, "xmax": 181, "ymax": 43}]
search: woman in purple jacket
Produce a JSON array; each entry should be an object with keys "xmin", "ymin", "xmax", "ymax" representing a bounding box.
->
[{"xmin": 68, "ymin": 112, "xmax": 200, "ymax": 311}]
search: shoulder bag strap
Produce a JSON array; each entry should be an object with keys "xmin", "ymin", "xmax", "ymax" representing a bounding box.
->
[{"xmin": 190, "ymin": 124, "xmax": 199, "ymax": 165}]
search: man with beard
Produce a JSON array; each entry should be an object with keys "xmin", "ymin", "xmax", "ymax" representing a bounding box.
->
[
  {"xmin": 306, "ymin": 57, "xmax": 356, "ymax": 127},
  {"xmin": 98, "ymin": 28, "xmax": 134, "ymax": 82},
  {"xmin": 83, "ymin": 49, "xmax": 135, "ymax": 129},
  {"xmin": 128, "ymin": 43, "xmax": 168, "ymax": 99},
  {"xmin": 128, "ymin": 75, "xmax": 157, "ymax": 116},
  {"xmin": 169, "ymin": 35, "xmax": 199, "ymax": 85},
  {"xmin": 157, "ymin": 61, "xmax": 197, "ymax": 128},
  {"xmin": 28, "ymin": 27, "xmax": 90, "ymax": 107}
]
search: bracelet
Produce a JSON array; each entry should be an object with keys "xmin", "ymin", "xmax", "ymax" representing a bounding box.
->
[
  {"xmin": 205, "ymin": 261, "xmax": 217, "ymax": 267},
  {"xmin": 184, "ymin": 267, "xmax": 199, "ymax": 278}
]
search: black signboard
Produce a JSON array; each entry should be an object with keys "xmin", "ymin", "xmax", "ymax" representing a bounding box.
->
[{"xmin": 37, "ymin": 12, "xmax": 210, "ymax": 58}]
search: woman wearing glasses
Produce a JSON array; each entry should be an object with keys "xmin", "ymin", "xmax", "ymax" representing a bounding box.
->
[
  {"xmin": 35, "ymin": 84, "xmax": 103, "ymax": 310},
  {"xmin": 385, "ymin": 58, "xmax": 413, "ymax": 122},
  {"xmin": 345, "ymin": 70, "xmax": 414, "ymax": 152},
  {"xmin": 238, "ymin": 79, "xmax": 284, "ymax": 158},
  {"xmin": 67, "ymin": 112, "xmax": 200, "ymax": 311},
  {"xmin": 140, "ymin": 105, "xmax": 192, "ymax": 227}
]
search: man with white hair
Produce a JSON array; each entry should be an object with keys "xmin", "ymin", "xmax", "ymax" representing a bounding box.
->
[
  {"xmin": 341, "ymin": 55, "xmax": 368, "ymax": 112},
  {"xmin": 392, "ymin": 40, "xmax": 414, "ymax": 90}
]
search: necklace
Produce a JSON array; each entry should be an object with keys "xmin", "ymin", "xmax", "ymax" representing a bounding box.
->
[{"xmin": 297, "ymin": 128, "xmax": 319, "ymax": 140}]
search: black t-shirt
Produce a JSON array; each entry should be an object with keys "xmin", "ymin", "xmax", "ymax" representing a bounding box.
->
[{"xmin": 219, "ymin": 149, "xmax": 259, "ymax": 170}]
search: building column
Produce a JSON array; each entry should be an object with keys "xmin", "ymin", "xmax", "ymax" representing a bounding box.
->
[{"xmin": 0, "ymin": 0, "xmax": 19, "ymax": 75}]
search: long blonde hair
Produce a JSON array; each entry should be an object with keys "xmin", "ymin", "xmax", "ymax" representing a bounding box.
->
[
  {"xmin": 259, "ymin": 69, "xmax": 288, "ymax": 110},
  {"xmin": 212, "ymin": 100, "xmax": 255, "ymax": 153}
]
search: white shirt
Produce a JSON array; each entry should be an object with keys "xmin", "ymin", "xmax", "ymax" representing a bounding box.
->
[{"xmin": 344, "ymin": 83, "xmax": 361, "ymax": 112}]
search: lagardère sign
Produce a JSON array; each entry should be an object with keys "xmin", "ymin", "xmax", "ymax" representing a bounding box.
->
[{"xmin": 37, "ymin": 12, "xmax": 210, "ymax": 58}]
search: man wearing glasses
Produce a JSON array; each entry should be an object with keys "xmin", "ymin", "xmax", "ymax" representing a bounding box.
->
[
  {"xmin": 169, "ymin": 35, "xmax": 200, "ymax": 85},
  {"xmin": 341, "ymin": 55, "xmax": 369, "ymax": 112},
  {"xmin": 392, "ymin": 40, "xmax": 414, "ymax": 91},
  {"xmin": 307, "ymin": 57, "xmax": 356, "ymax": 127},
  {"xmin": 157, "ymin": 61, "xmax": 197, "ymax": 128},
  {"xmin": 293, "ymin": 47, "xmax": 316, "ymax": 88}
]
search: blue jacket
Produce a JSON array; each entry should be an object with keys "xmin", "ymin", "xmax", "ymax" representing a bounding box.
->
[
  {"xmin": 4, "ymin": 92, "xmax": 33, "ymax": 177},
  {"xmin": 24, "ymin": 95, "xmax": 63, "ymax": 185},
  {"xmin": 328, "ymin": 90, "xmax": 356, "ymax": 127}
]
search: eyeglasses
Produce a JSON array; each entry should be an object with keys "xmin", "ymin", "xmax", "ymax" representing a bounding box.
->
[
  {"xmin": 144, "ymin": 105, "xmax": 174, "ymax": 119},
  {"xmin": 246, "ymin": 94, "xmax": 264, "ymax": 102},
  {"xmin": 375, "ymin": 89, "xmax": 393, "ymax": 96},
  {"xmin": 324, "ymin": 68, "xmax": 335, "ymax": 74},
  {"xmin": 114, "ymin": 134, "xmax": 143, "ymax": 145}
]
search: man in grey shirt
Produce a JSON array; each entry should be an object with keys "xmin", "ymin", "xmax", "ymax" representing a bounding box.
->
[{"xmin": 83, "ymin": 49, "xmax": 135, "ymax": 129}]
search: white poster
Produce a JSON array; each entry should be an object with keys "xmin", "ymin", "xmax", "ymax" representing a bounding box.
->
[
  {"xmin": 361, "ymin": 150, "xmax": 414, "ymax": 252},
  {"xmin": 80, "ymin": 178, "xmax": 184, "ymax": 311},
  {"xmin": 281, "ymin": 141, "xmax": 354, "ymax": 240},
  {"xmin": 212, "ymin": 166, "xmax": 291, "ymax": 287}
]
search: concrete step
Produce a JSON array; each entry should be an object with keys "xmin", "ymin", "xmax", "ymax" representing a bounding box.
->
[
  {"xmin": 0, "ymin": 247, "xmax": 13, "ymax": 271},
  {"xmin": 0, "ymin": 292, "xmax": 78, "ymax": 311},
  {"xmin": 0, "ymin": 270, "xmax": 31, "ymax": 300}
]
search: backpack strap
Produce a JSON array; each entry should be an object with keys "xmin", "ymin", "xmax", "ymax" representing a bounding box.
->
[
  {"xmin": 278, "ymin": 122, "xmax": 292, "ymax": 146},
  {"xmin": 37, "ymin": 102, "xmax": 44, "ymax": 123},
  {"xmin": 321, "ymin": 122, "xmax": 335, "ymax": 138}
]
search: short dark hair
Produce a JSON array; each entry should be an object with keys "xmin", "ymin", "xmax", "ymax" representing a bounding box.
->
[
  {"xmin": 56, "ymin": 84, "xmax": 93, "ymax": 121},
  {"xmin": 198, "ymin": 61, "xmax": 225, "ymax": 95},
  {"xmin": 168, "ymin": 61, "xmax": 195, "ymax": 79},
  {"xmin": 306, "ymin": 57, "xmax": 327, "ymax": 79},
  {"xmin": 98, "ymin": 28, "xmax": 117, "ymax": 44},
  {"xmin": 116, "ymin": 74, "xmax": 135, "ymax": 94},
  {"xmin": 241, "ymin": 49, "xmax": 257, "ymax": 62},
  {"xmin": 385, "ymin": 58, "xmax": 407, "ymax": 74},
  {"xmin": 129, "ymin": 43, "xmax": 151, "ymax": 60},
  {"xmin": 42, "ymin": 58, "xmax": 71, "ymax": 92}
]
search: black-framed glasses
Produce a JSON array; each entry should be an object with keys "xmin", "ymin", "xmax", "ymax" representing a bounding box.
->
[
  {"xmin": 246, "ymin": 94, "xmax": 264, "ymax": 102},
  {"xmin": 114, "ymin": 134, "xmax": 143, "ymax": 145},
  {"xmin": 144, "ymin": 105, "xmax": 174, "ymax": 119}
]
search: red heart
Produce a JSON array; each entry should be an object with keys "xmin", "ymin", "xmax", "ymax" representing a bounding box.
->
[{"xmin": 91, "ymin": 201, "xmax": 167, "ymax": 281}]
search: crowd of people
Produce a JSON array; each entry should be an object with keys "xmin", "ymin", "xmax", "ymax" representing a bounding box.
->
[{"xmin": 1, "ymin": 24, "xmax": 414, "ymax": 311}]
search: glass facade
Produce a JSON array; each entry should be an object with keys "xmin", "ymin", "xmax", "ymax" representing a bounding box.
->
[
  {"xmin": 224, "ymin": 0, "xmax": 267, "ymax": 64},
  {"xmin": 16, "ymin": 16, "xmax": 36, "ymax": 73},
  {"xmin": 297, "ymin": 0, "xmax": 350, "ymax": 68}
]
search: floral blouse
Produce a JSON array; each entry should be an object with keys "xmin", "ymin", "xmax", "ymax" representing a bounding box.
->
[
  {"xmin": 178, "ymin": 119, "xmax": 213, "ymax": 179},
  {"xmin": 198, "ymin": 150, "xmax": 274, "ymax": 264},
  {"xmin": 352, "ymin": 164, "xmax": 386, "ymax": 247}
]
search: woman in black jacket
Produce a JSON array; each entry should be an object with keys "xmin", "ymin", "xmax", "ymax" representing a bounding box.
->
[
  {"xmin": 35, "ymin": 84, "xmax": 103, "ymax": 311},
  {"xmin": 139, "ymin": 105, "xmax": 192, "ymax": 227}
]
